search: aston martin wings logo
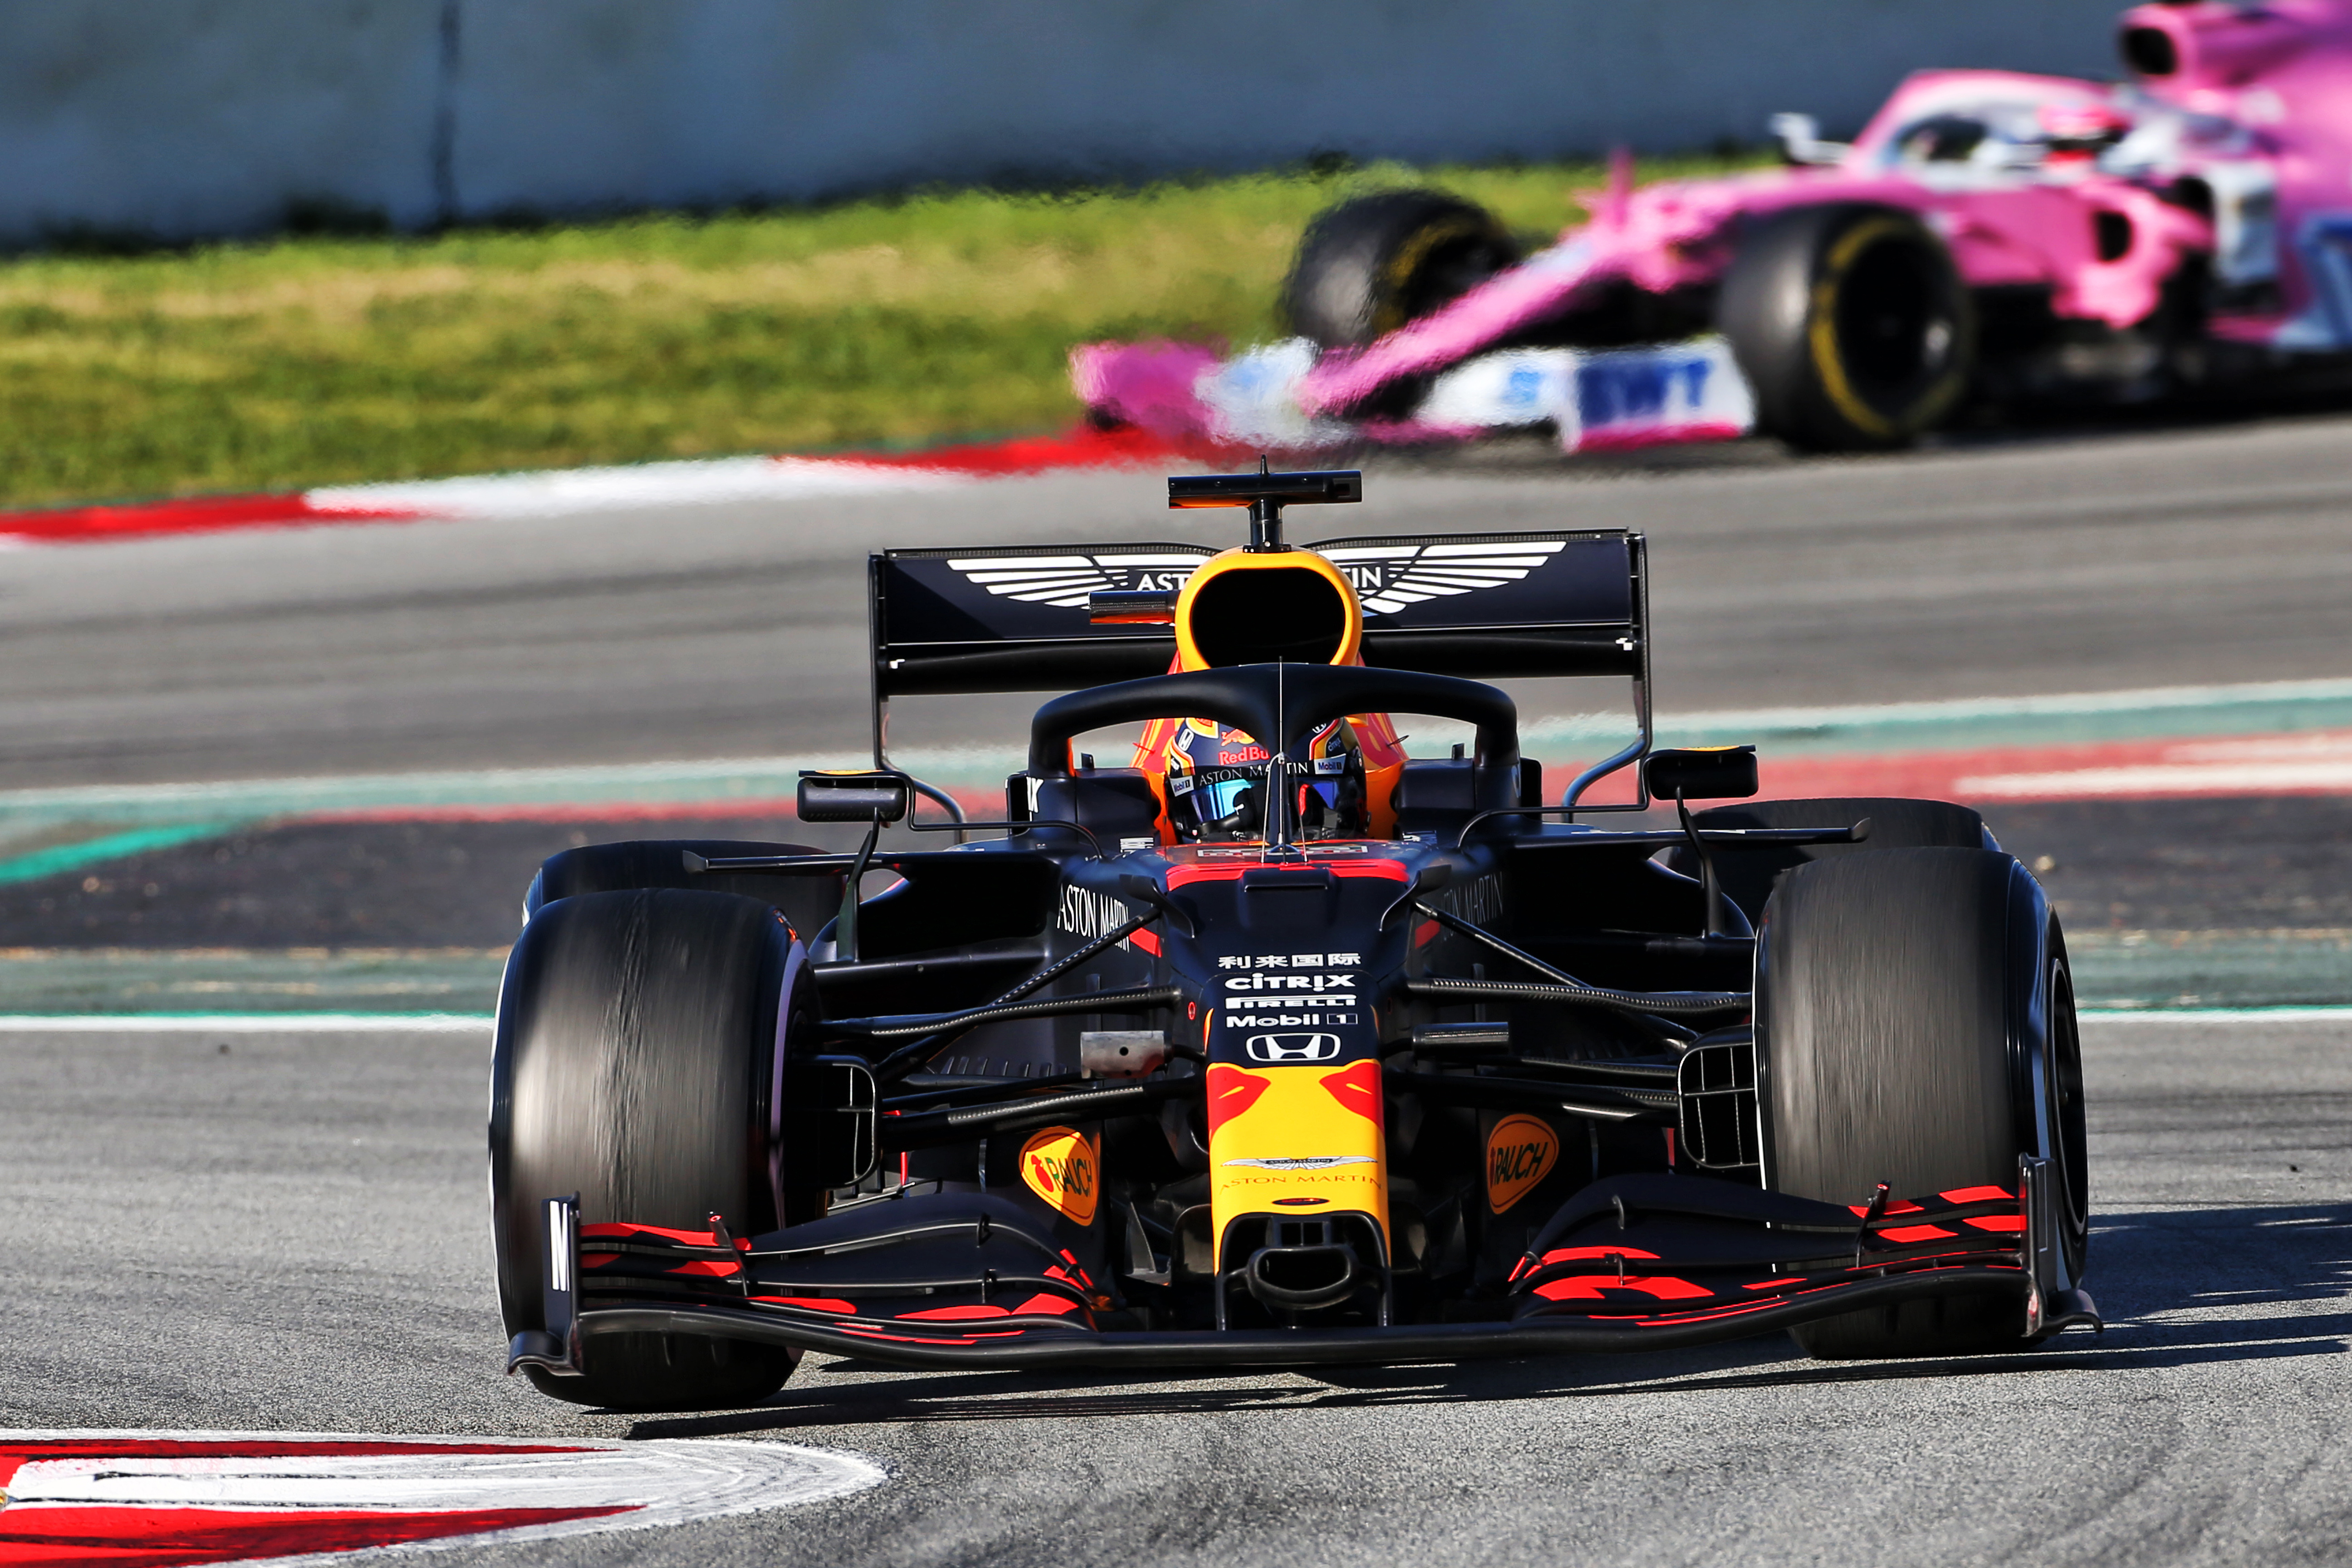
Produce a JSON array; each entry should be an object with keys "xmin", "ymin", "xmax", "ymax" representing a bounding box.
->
[
  {"xmin": 944, "ymin": 551, "xmax": 1210, "ymax": 608},
  {"xmin": 1313, "ymin": 540, "xmax": 1568, "ymax": 615},
  {"xmin": 1221, "ymin": 1155, "xmax": 1377, "ymax": 1171}
]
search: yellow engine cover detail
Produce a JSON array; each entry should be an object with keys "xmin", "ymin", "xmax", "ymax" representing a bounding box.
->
[{"xmin": 1205, "ymin": 1061, "xmax": 1388, "ymax": 1269}]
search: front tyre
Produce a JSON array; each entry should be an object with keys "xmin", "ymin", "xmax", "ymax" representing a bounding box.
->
[
  {"xmin": 1759, "ymin": 847, "xmax": 2086, "ymax": 1358},
  {"xmin": 490, "ymin": 887, "xmax": 804, "ymax": 1409},
  {"xmin": 1717, "ymin": 204, "xmax": 1975, "ymax": 451}
]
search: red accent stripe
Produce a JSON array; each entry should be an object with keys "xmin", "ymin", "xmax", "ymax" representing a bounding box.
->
[
  {"xmin": 1128, "ymin": 926, "xmax": 1162, "ymax": 956},
  {"xmin": 817, "ymin": 423, "xmax": 1203, "ymax": 477},
  {"xmin": 579, "ymin": 1222, "xmax": 718, "ymax": 1246},
  {"xmin": 1964, "ymin": 1215, "xmax": 2029, "ymax": 1233},
  {"xmin": 1533, "ymin": 1274, "xmax": 1714, "ymax": 1302},
  {"xmin": 1166, "ymin": 866, "xmax": 1248, "ymax": 887},
  {"xmin": 1326, "ymin": 859, "xmax": 1409, "ymax": 881},
  {"xmin": 0, "ymin": 1441, "xmax": 594, "ymax": 1461},
  {"xmin": 1205, "ymin": 1063, "xmax": 1272, "ymax": 1133},
  {"xmin": 0, "ymin": 1505, "xmax": 629, "ymax": 1565},
  {"xmin": 1318, "ymin": 1059, "xmax": 1383, "ymax": 1127},
  {"xmin": 0, "ymin": 492, "xmax": 421, "ymax": 546},
  {"xmin": 0, "ymin": 425, "xmax": 1211, "ymax": 547},
  {"xmin": 1938, "ymin": 1185, "xmax": 2016, "ymax": 1205},
  {"xmin": 750, "ymin": 1295, "xmax": 856, "ymax": 1313},
  {"xmin": 0, "ymin": 1441, "xmax": 595, "ymax": 1493}
]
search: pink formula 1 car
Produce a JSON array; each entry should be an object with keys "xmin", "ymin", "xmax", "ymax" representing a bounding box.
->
[{"xmin": 1076, "ymin": 1, "xmax": 2352, "ymax": 454}]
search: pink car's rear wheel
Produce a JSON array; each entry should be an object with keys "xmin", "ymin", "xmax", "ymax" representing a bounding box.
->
[{"xmin": 1718, "ymin": 203, "xmax": 1975, "ymax": 451}]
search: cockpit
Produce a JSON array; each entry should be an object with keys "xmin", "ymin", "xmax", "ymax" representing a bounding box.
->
[{"xmin": 1132, "ymin": 542, "xmax": 1409, "ymax": 843}]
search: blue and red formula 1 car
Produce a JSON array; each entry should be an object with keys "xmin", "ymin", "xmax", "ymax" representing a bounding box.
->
[
  {"xmin": 1078, "ymin": 0, "xmax": 2352, "ymax": 455},
  {"xmin": 490, "ymin": 467, "xmax": 2094, "ymax": 1409}
]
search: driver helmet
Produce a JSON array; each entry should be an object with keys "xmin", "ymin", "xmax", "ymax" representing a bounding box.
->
[{"xmin": 1134, "ymin": 546, "xmax": 1407, "ymax": 841}]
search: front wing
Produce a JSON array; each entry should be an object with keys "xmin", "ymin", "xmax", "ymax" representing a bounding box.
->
[{"xmin": 509, "ymin": 1158, "xmax": 2097, "ymax": 1376}]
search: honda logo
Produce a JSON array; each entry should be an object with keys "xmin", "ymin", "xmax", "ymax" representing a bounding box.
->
[{"xmin": 1245, "ymin": 1033, "xmax": 1342, "ymax": 1063}]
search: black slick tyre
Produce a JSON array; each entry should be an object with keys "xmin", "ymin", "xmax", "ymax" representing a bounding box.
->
[
  {"xmin": 1283, "ymin": 190, "xmax": 1518, "ymax": 349},
  {"xmin": 525, "ymin": 837, "xmax": 843, "ymax": 949},
  {"xmin": 1686, "ymin": 795, "xmax": 1991, "ymax": 925},
  {"xmin": 1717, "ymin": 204, "xmax": 1975, "ymax": 450},
  {"xmin": 1757, "ymin": 847, "xmax": 2087, "ymax": 1358},
  {"xmin": 490, "ymin": 887, "xmax": 804, "ymax": 1409}
]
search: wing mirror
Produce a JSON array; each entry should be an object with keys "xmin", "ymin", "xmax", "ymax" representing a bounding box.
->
[
  {"xmin": 1769, "ymin": 112, "xmax": 1851, "ymax": 167},
  {"xmin": 1643, "ymin": 746, "xmax": 1759, "ymax": 801},
  {"xmin": 797, "ymin": 769, "xmax": 911, "ymax": 823}
]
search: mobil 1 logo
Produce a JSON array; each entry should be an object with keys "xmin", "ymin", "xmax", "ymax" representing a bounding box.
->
[{"xmin": 1219, "ymin": 951, "xmax": 1363, "ymax": 1041}]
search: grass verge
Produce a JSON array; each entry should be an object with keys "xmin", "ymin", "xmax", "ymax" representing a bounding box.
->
[{"xmin": 0, "ymin": 154, "xmax": 1769, "ymax": 509}]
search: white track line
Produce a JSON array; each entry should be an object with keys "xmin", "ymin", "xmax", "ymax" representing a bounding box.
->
[
  {"xmin": 0, "ymin": 1429, "xmax": 885, "ymax": 1561},
  {"xmin": 2078, "ymin": 1006, "xmax": 2352, "ymax": 1022},
  {"xmin": 308, "ymin": 454, "xmax": 965, "ymax": 519}
]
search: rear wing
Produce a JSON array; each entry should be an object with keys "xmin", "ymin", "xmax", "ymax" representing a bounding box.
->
[{"xmin": 866, "ymin": 530, "xmax": 1653, "ymax": 804}]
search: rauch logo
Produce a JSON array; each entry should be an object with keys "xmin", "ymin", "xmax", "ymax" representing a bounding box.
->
[{"xmin": 1485, "ymin": 1113, "xmax": 1559, "ymax": 1214}]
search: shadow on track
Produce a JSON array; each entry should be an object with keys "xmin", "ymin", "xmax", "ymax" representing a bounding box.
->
[{"xmin": 625, "ymin": 1202, "xmax": 2351, "ymax": 1439}]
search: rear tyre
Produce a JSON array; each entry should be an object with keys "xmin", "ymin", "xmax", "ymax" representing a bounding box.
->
[
  {"xmin": 490, "ymin": 887, "xmax": 804, "ymax": 1409},
  {"xmin": 1758, "ymin": 847, "xmax": 2085, "ymax": 1358},
  {"xmin": 1283, "ymin": 190, "xmax": 1519, "ymax": 349},
  {"xmin": 1717, "ymin": 204, "xmax": 1974, "ymax": 450}
]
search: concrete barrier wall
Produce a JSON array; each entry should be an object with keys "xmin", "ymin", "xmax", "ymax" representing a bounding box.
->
[{"xmin": 0, "ymin": 0, "xmax": 2131, "ymax": 244}]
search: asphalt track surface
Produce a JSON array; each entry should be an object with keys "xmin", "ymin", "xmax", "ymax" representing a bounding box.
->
[
  {"xmin": 8, "ymin": 411, "xmax": 2352, "ymax": 789},
  {"xmin": 5, "ymin": 412, "xmax": 2352, "ymax": 1563},
  {"xmin": 0, "ymin": 1014, "xmax": 2341, "ymax": 1567}
]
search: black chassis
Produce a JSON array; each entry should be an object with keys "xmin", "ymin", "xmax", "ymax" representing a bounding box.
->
[{"xmin": 508, "ymin": 478, "xmax": 2096, "ymax": 1378}]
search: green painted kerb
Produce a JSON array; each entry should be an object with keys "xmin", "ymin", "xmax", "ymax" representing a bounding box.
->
[{"xmin": 0, "ymin": 822, "xmax": 241, "ymax": 886}]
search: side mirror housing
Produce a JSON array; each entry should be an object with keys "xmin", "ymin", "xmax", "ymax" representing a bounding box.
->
[
  {"xmin": 1644, "ymin": 746, "xmax": 1759, "ymax": 801},
  {"xmin": 1769, "ymin": 111, "xmax": 1851, "ymax": 167},
  {"xmin": 797, "ymin": 769, "xmax": 911, "ymax": 823}
]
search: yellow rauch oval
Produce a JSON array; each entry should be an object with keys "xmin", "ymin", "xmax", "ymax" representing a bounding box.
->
[
  {"xmin": 1486, "ymin": 1113, "xmax": 1559, "ymax": 1214},
  {"xmin": 1019, "ymin": 1125, "xmax": 1100, "ymax": 1224}
]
